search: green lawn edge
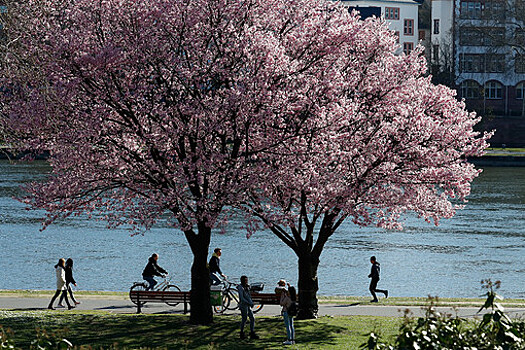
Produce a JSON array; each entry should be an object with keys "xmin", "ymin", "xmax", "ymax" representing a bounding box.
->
[
  {"xmin": 0, "ymin": 310, "xmax": 401, "ymax": 349},
  {"xmin": 2, "ymin": 289, "xmax": 525, "ymax": 307}
]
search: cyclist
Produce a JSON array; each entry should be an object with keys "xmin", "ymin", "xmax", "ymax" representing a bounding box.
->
[
  {"xmin": 142, "ymin": 253, "xmax": 168, "ymax": 290},
  {"xmin": 209, "ymin": 248, "xmax": 226, "ymax": 285}
]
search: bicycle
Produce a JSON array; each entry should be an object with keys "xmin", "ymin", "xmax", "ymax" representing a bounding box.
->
[
  {"xmin": 129, "ymin": 275, "xmax": 181, "ymax": 307},
  {"xmin": 212, "ymin": 277, "xmax": 264, "ymax": 314}
]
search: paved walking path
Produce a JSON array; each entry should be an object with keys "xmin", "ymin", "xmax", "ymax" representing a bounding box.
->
[{"xmin": 1, "ymin": 295, "xmax": 525, "ymax": 319}]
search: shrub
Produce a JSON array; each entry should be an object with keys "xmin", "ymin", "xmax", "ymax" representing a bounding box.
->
[{"xmin": 362, "ymin": 280, "xmax": 525, "ymax": 350}]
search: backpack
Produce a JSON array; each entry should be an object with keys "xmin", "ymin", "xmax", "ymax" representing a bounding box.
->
[
  {"xmin": 287, "ymin": 286, "xmax": 298, "ymax": 317},
  {"xmin": 288, "ymin": 286, "xmax": 297, "ymax": 301},
  {"xmin": 287, "ymin": 301, "xmax": 298, "ymax": 317}
]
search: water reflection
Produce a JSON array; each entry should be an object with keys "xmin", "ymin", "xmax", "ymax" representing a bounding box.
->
[{"xmin": 1, "ymin": 160, "xmax": 525, "ymax": 298}]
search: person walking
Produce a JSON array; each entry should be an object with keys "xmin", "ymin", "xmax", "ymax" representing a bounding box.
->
[
  {"xmin": 368, "ymin": 256, "xmax": 388, "ymax": 302},
  {"xmin": 209, "ymin": 248, "xmax": 226, "ymax": 286},
  {"xmin": 275, "ymin": 279, "xmax": 295, "ymax": 345},
  {"xmin": 142, "ymin": 253, "xmax": 168, "ymax": 290},
  {"xmin": 48, "ymin": 258, "xmax": 74, "ymax": 310},
  {"xmin": 237, "ymin": 275, "xmax": 259, "ymax": 340},
  {"xmin": 58, "ymin": 258, "xmax": 80, "ymax": 307}
]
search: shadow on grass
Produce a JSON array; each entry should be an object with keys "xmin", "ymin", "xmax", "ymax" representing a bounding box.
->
[{"xmin": 0, "ymin": 313, "xmax": 348, "ymax": 349}]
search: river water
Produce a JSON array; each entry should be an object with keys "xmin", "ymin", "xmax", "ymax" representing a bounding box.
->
[{"xmin": 0, "ymin": 160, "xmax": 524, "ymax": 299}]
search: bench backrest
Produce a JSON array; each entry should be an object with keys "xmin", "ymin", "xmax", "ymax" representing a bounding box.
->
[
  {"xmin": 250, "ymin": 293, "xmax": 280, "ymax": 304},
  {"xmin": 130, "ymin": 290, "xmax": 189, "ymax": 302}
]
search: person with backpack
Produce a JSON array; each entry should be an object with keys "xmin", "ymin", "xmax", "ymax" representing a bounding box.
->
[
  {"xmin": 368, "ymin": 256, "xmax": 388, "ymax": 302},
  {"xmin": 275, "ymin": 279, "xmax": 296, "ymax": 345}
]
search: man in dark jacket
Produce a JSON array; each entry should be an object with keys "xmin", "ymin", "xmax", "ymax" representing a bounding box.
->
[
  {"xmin": 209, "ymin": 248, "xmax": 226, "ymax": 285},
  {"xmin": 142, "ymin": 253, "xmax": 168, "ymax": 290},
  {"xmin": 368, "ymin": 256, "xmax": 388, "ymax": 302}
]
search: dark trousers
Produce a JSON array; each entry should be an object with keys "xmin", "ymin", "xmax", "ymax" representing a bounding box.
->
[
  {"xmin": 49, "ymin": 289, "xmax": 71, "ymax": 308},
  {"xmin": 369, "ymin": 279, "xmax": 387, "ymax": 301},
  {"xmin": 59, "ymin": 283, "xmax": 77, "ymax": 304},
  {"xmin": 143, "ymin": 276, "xmax": 157, "ymax": 290},
  {"xmin": 239, "ymin": 304, "xmax": 255, "ymax": 333}
]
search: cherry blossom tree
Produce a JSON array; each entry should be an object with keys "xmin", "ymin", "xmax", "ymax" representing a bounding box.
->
[
  {"xmin": 0, "ymin": 0, "xmax": 338, "ymax": 324},
  {"xmin": 1, "ymin": 0, "xmax": 491, "ymax": 324},
  {"xmin": 239, "ymin": 11, "xmax": 492, "ymax": 319}
]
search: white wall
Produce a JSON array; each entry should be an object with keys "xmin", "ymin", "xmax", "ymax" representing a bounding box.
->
[{"xmin": 341, "ymin": 0, "xmax": 420, "ymax": 54}]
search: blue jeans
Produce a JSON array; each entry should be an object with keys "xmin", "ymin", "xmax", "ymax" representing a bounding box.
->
[
  {"xmin": 283, "ymin": 311, "xmax": 295, "ymax": 340},
  {"xmin": 210, "ymin": 272, "xmax": 221, "ymax": 286},
  {"xmin": 239, "ymin": 304, "xmax": 255, "ymax": 333},
  {"xmin": 143, "ymin": 276, "xmax": 157, "ymax": 290}
]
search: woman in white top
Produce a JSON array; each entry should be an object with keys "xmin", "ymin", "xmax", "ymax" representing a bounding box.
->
[{"xmin": 47, "ymin": 258, "xmax": 73, "ymax": 310}]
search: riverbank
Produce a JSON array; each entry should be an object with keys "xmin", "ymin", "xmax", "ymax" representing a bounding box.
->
[
  {"xmin": 2, "ymin": 289, "xmax": 525, "ymax": 307},
  {"xmin": 3, "ymin": 147, "xmax": 525, "ymax": 165}
]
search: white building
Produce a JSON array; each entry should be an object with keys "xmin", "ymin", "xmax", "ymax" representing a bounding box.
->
[
  {"xmin": 431, "ymin": 0, "xmax": 525, "ymax": 117},
  {"xmin": 341, "ymin": 0, "xmax": 422, "ymax": 55}
]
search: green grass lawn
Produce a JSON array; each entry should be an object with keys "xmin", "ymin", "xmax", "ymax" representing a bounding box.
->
[
  {"xmin": 0, "ymin": 289, "xmax": 128, "ymax": 299},
  {"xmin": 0, "ymin": 310, "xmax": 400, "ymax": 349},
  {"xmin": 319, "ymin": 295, "xmax": 525, "ymax": 307},
  {"xmin": 483, "ymin": 147, "xmax": 525, "ymax": 156}
]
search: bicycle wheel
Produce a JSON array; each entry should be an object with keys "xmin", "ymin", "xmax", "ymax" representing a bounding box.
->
[
  {"xmin": 252, "ymin": 303, "xmax": 263, "ymax": 313},
  {"xmin": 213, "ymin": 290, "xmax": 231, "ymax": 313},
  {"xmin": 129, "ymin": 283, "xmax": 148, "ymax": 306},
  {"xmin": 163, "ymin": 284, "xmax": 182, "ymax": 307},
  {"xmin": 224, "ymin": 287, "xmax": 239, "ymax": 310}
]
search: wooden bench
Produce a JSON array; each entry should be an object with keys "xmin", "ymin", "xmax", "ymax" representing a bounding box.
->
[
  {"xmin": 130, "ymin": 290, "xmax": 190, "ymax": 314},
  {"xmin": 250, "ymin": 292, "xmax": 281, "ymax": 305}
]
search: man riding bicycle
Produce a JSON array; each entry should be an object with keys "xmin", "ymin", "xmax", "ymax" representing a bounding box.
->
[
  {"xmin": 142, "ymin": 253, "xmax": 168, "ymax": 290},
  {"xmin": 209, "ymin": 248, "xmax": 226, "ymax": 286}
]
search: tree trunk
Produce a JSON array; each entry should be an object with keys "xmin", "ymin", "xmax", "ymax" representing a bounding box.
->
[
  {"xmin": 296, "ymin": 252, "xmax": 320, "ymax": 320},
  {"xmin": 186, "ymin": 225, "xmax": 213, "ymax": 325}
]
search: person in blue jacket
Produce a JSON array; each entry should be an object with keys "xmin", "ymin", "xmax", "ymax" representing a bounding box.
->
[{"xmin": 237, "ymin": 275, "xmax": 259, "ymax": 340}]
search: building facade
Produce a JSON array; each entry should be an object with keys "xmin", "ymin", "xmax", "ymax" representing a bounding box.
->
[
  {"xmin": 432, "ymin": 0, "xmax": 525, "ymax": 118},
  {"xmin": 342, "ymin": 0, "xmax": 421, "ymax": 55}
]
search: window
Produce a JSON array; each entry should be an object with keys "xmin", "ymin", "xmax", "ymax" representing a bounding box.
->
[
  {"xmin": 459, "ymin": 27, "xmax": 504, "ymax": 46},
  {"xmin": 403, "ymin": 42, "xmax": 414, "ymax": 55},
  {"xmin": 460, "ymin": 80, "xmax": 481, "ymax": 99},
  {"xmin": 486, "ymin": 54, "xmax": 505, "ymax": 72},
  {"xmin": 433, "ymin": 19, "xmax": 440, "ymax": 34},
  {"xmin": 460, "ymin": 27, "xmax": 483, "ymax": 45},
  {"xmin": 385, "ymin": 7, "xmax": 400, "ymax": 20},
  {"xmin": 517, "ymin": 82, "xmax": 525, "ymax": 100},
  {"xmin": 484, "ymin": 1, "xmax": 505, "ymax": 19},
  {"xmin": 515, "ymin": 29, "xmax": 525, "ymax": 47},
  {"xmin": 394, "ymin": 31, "xmax": 400, "ymax": 43},
  {"xmin": 460, "ymin": 1, "xmax": 482, "ymax": 19},
  {"xmin": 485, "ymin": 81, "xmax": 503, "ymax": 99},
  {"xmin": 460, "ymin": 54, "xmax": 484, "ymax": 72},
  {"xmin": 433, "ymin": 45, "xmax": 440, "ymax": 62},
  {"xmin": 404, "ymin": 19, "xmax": 414, "ymax": 36},
  {"xmin": 484, "ymin": 28, "xmax": 505, "ymax": 46},
  {"xmin": 419, "ymin": 30, "xmax": 426, "ymax": 41},
  {"xmin": 516, "ymin": 55, "xmax": 525, "ymax": 74}
]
